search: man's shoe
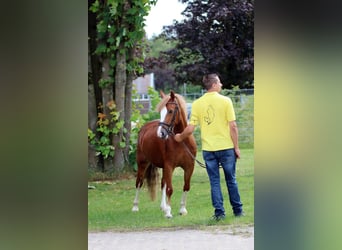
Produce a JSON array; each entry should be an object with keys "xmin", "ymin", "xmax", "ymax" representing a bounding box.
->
[
  {"xmin": 234, "ymin": 211, "xmax": 245, "ymax": 217},
  {"xmin": 211, "ymin": 214, "xmax": 226, "ymax": 221}
]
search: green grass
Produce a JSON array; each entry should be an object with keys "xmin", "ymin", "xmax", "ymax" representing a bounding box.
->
[{"xmin": 88, "ymin": 148, "xmax": 254, "ymax": 232}]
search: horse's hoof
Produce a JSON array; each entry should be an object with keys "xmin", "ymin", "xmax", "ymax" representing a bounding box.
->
[
  {"xmin": 132, "ymin": 206, "xmax": 139, "ymax": 212},
  {"xmin": 179, "ymin": 208, "xmax": 188, "ymax": 215}
]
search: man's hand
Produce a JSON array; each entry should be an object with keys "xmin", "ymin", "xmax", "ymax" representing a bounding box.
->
[
  {"xmin": 234, "ymin": 148, "xmax": 241, "ymax": 159},
  {"xmin": 174, "ymin": 125, "xmax": 194, "ymax": 143},
  {"xmin": 174, "ymin": 133, "xmax": 182, "ymax": 142}
]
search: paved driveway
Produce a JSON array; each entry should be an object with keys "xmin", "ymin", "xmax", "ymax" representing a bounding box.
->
[{"xmin": 88, "ymin": 226, "xmax": 254, "ymax": 250}]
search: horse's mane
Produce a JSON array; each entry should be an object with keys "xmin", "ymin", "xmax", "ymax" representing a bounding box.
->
[{"xmin": 156, "ymin": 93, "xmax": 188, "ymax": 118}]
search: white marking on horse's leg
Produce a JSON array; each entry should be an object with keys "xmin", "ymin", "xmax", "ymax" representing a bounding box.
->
[
  {"xmin": 132, "ymin": 188, "xmax": 140, "ymax": 212},
  {"xmin": 160, "ymin": 183, "xmax": 167, "ymax": 211},
  {"xmin": 165, "ymin": 206, "xmax": 172, "ymax": 218},
  {"xmin": 160, "ymin": 183, "xmax": 172, "ymax": 218},
  {"xmin": 179, "ymin": 191, "xmax": 188, "ymax": 215}
]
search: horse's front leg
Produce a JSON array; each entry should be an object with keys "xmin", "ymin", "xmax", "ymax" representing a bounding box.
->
[
  {"xmin": 160, "ymin": 183, "xmax": 172, "ymax": 218},
  {"xmin": 179, "ymin": 164, "xmax": 194, "ymax": 215},
  {"xmin": 179, "ymin": 191, "xmax": 188, "ymax": 215}
]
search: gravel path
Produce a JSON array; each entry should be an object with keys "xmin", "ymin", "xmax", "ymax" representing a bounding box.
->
[{"xmin": 88, "ymin": 226, "xmax": 254, "ymax": 250}]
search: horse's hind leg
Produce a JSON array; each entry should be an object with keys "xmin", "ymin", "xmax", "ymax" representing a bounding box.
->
[
  {"xmin": 132, "ymin": 188, "xmax": 140, "ymax": 212},
  {"xmin": 132, "ymin": 160, "xmax": 148, "ymax": 212}
]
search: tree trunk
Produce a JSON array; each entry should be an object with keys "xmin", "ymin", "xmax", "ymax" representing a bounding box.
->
[
  {"xmin": 113, "ymin": 48, "xmax": 126, "ymax": 172},
  {"xmin": 88, "ymin": 84, "xmax": 100, "ymax": 170},
  {"xmin": 101, "ymin": 58, "xmax": 114, "ymax": 172},
  {"xmin": 124, "ymin": 48, "xmax": 135, "ymax": 168},
  {"xmin": 124, "ymin": 74, "xmax": 133, "ymax": 164},
  {"xmin": 88, "ymin": 2, "xmax": 104, "ymax": 170}
]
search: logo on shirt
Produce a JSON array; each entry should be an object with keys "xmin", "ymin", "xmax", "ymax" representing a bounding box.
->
[{"xmin": 204, "ymin": 105, "xmax": 215, "ymax": 125}]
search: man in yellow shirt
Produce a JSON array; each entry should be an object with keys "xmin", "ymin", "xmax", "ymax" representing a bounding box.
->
[{"xmin": 174, "ymin": 73, "xmax": 244, "ymax": 220}]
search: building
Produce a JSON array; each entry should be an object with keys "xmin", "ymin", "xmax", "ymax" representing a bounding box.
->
[{"xmin": 132, "ymin": 73, "xmax": 154, "ymax": 114}]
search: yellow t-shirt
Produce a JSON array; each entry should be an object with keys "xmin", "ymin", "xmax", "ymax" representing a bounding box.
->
[{"xmin": 189, "ymin": 92, "xmax": 236, "ymax": 151}]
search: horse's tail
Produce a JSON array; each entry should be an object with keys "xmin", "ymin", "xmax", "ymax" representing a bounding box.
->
[{"xmin": 145, "ymin": 164, "xmax": 159, "ymax": 201}]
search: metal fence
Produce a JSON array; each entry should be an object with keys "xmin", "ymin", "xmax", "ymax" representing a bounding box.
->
[{"xmin": 231, "ymin": 89, "xmax": 254, "ymax": 148}]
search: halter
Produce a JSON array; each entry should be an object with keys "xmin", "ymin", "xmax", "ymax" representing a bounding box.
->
[
  {"xmin": 158, "ymin": 101, "xmax": 179, "ymax": 136},
  {"xmin": 157, "ymin": 99, "xmax": 207, "ymax": 168}
]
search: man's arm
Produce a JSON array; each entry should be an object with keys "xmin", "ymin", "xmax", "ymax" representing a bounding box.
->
[
  {"xmin": 174, "ymin": 124, "xmax": 195, "ymax": 142},
  {"xmin": 229, "ymin": 120, "xmax": 240, "ymax": 159}
]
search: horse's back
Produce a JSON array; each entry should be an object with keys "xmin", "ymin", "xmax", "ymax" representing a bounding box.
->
[
  {"xmin": 139, "ymin": 119, "xmax": 159, "ymax": 132},
  {"xmin": 137, "ymin": 119, "xmax": 196, "ymax": 170}
]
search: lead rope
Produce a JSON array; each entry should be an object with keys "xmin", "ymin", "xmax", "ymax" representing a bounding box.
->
[{"xmin": 181, "ymin": 141, "xmax": 206, "ymax": 168}]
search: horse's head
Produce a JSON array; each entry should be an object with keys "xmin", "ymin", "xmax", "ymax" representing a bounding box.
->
[{"xmin": 157, "ymin": 91, "xmax": 179, "ymax": 140}]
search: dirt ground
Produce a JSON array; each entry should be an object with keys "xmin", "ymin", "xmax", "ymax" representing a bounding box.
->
[{"xmin": 88, "ymin": 226, "xmax": 254, "ymax": 250}]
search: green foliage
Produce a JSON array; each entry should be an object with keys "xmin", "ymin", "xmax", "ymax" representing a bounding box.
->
[
  {"xmin": 90, "ymin": 0, "xmax": 157, "ymax": 80},
  {"xmin": 146, "ymin": 36, "xmax": 177, "ymax": 58},
  {"xmin": 88, "ymin": 101, "xmax": 126, "ymax": 159},
  {"xmin": 98, "ymin": 78, "xmax": 112, "ymax": 88},
  {"xmin": 147, "ymin": 86, "xmax": 161, "ymax": 113},
  {"xmin": 163, "ymin": 0, "xmax": 254, "ymax": 89},
  {"xmin": 176, "ymin": 83, "xmax": 203, "ymax": 96},
  {"xmin": 143, "ymin": 36, "xmax": 179, "ymax": 91},
  {"xmin": 185, "ymin": 83, "xmax": 202, "ymax": 93},
  {"xmin": 88, "ymin": 148, "xmax": 254, "ymax": 231},
  {"xmin": 89, "ymin": 0, "xmax": 158, "ymax": 171},
  {"xmin": 88, "ymin": 86, "xmax": 161, "ymax": 171}
]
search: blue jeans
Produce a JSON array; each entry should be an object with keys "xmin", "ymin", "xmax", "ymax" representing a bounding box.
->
[{"xmin": 203, "ymin": 149, "xmax": 243, "ymax": 216}]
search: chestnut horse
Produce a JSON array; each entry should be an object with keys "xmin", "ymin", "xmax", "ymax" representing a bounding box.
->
[{"xmin": 132, "ymin": 91, "xmax": 197, "ymax": 218}]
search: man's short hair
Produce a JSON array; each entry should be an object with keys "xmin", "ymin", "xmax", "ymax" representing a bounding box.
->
[{"xmin": 202, "ymin": 73, "xmax": 219, "ymax": 90}]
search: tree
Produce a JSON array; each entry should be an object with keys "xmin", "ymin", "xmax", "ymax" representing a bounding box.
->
[
  {"xmin": 163, "ymin": 0, "xmax": 254, "ymax": 89},
  {"xmin": 143, "ymin": 36, "xmax": 178, "ymax": 91},
  {"xmin": 88, "ymin": 0, "xmax": 156, "ymax": 173}
]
